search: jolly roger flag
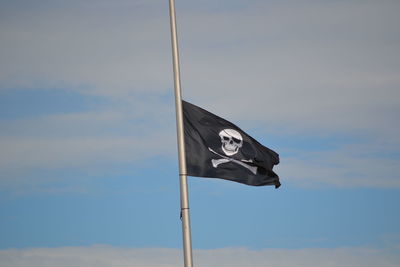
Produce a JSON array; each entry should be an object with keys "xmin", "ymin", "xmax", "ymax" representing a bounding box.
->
[{"xmin": 183, "ymin": 101, "xmax": 281, "ymax": 188}]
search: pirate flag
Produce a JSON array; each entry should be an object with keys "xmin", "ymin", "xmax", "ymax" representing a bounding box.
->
[{"xmin": 183, "ymin": 100, "xmax": 280, "ymax": 188}]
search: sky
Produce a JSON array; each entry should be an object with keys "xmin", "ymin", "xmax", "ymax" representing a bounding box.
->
[{"xmin": 0, "ymin": 0, "xmax": 400, "ymax": 266}]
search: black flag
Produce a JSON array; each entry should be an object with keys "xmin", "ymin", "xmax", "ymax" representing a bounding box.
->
[{"xmin": 183, "ymin": 101, "xmax": 280, "ymax": 188}]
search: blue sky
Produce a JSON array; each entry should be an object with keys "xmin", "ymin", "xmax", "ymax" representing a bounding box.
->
[{"xmin": 1, "ymin": 0, "xmax": 400, "ymax": 266}]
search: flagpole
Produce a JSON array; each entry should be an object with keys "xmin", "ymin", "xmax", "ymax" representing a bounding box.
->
[{"xmin": 168, "ymin": 0, "xmax": 194, "ymax": 266}]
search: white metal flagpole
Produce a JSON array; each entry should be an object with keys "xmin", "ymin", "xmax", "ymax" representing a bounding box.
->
[{"xmin": 168, "ymin": 0, "xmax": 194, "ymax": 266}]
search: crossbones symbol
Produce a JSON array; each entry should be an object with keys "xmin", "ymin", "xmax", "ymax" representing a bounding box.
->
[{"xmin": 208, "ymin": 129, "xmax": 258, "ymax": 175}]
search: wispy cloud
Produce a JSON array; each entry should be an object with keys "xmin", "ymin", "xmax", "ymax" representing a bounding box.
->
[
  {"xmin": 281, "ymin": 148, "xmax": 400, "ymax": 188},
  {"xmin": 0, "ymin": 0, "xmax": 170, "ymax": 96},
  {"xmin": 0, "ymin": 246, "xmax": 399, "ymax": 267},
  {"xmin": 0, "ymin": 110, "xmax": 176, "ymax": 171}
]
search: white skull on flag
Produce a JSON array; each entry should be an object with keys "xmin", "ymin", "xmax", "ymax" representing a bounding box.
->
[{"xmin": 219, "ymin": 129, "xmax": 243, "ymax": 156}]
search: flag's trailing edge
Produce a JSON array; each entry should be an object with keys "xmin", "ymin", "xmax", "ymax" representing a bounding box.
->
[{"xmin": 183, "ymin": 100, "xmax": 280, "ymax": 188}]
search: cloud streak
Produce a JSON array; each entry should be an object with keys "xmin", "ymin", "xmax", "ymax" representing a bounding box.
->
[{"xmin": 0, "ymin": 246, "xmax": 399, "ymax": 267}]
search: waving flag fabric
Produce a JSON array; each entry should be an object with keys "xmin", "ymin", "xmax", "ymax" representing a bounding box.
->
[{"xmin": 183, "ymin": 100, "xmax": 280, "ymax": 188}]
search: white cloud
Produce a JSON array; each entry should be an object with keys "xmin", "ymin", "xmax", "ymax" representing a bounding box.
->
[
  {"xmin": 0, "ymin": 0, "xmax": 171, "ymax": 95},
  {"xmin": 0, "ymin": 246, "xmax": 399, "ymax": 267},
  {"xmin": 178, "ymin": 0, "xmax": 400, "ymax": 137},
  {"xmin": 0, "ymin": 110, "xmax": 176, "ymax": 172},
  {"xmin": 280, "ymin": 149, "xmax": 400, "ymax": 188}
]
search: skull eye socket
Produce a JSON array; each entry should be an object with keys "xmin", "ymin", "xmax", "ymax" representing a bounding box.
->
[
  {"xmin": 232, "ymin": 137, "xmax": 241, "ymax": 143},
  {"xmin": 222, "ymin": 136, "xmax": 230, "ymax": 141}
]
